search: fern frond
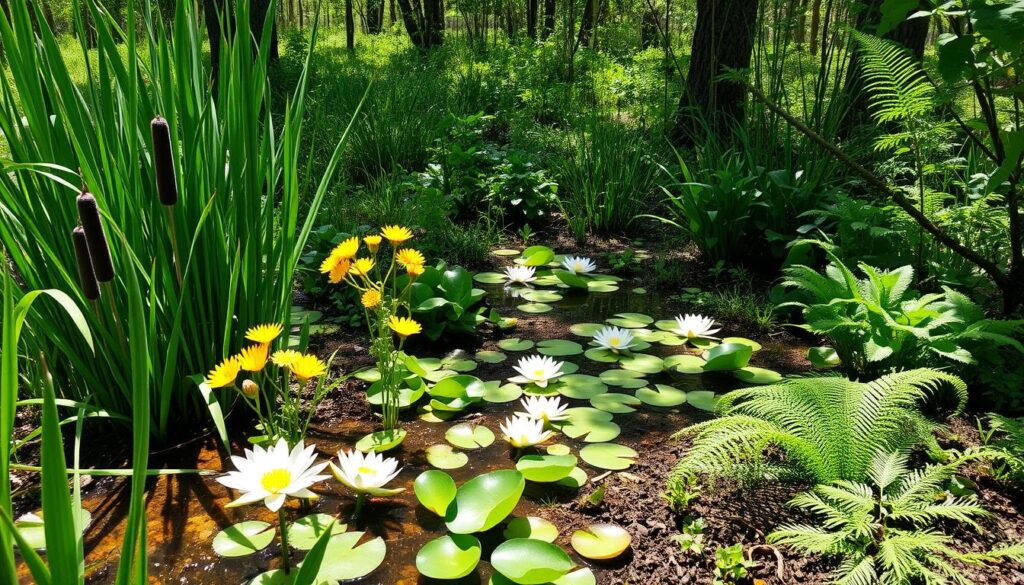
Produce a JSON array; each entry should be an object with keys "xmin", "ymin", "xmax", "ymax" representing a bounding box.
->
[{"xmin": 852, "ymin": 31, "xmax": 934, "ymax": 124}]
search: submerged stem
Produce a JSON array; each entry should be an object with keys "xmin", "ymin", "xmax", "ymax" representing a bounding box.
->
[{"xmin": 278, "ymin": 507, "xmax": 291, "ymax": 574}]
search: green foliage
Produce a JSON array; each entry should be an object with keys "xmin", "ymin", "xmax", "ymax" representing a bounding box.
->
[
  {"xmin": 399, "ymin": 262, "xmax": 487, "ymax": 340},
  {"xmin": 672, "ymin": 369, "xmax": 967, "ymax": 484},
  {"xmin": 985, "ymin": 414, "xmax": 1024, "ymax": 484},
  {"xmin": 769, "ymin": 451, "xmax": 1024, "ymax": 585},
  {"xmin": 298, "ymin": 225, "xmax": 363, "ymax": 327},
  {"xmin": 712, "ymin": 543, "xmax": 753, "ymax": 585},
  {"xmin": 671, "ymin": 517, "xmax": 706, "ymax": 555},
  {"xmin": 661, "ymin": 472, "xmax": 701, "ymax": 514}
]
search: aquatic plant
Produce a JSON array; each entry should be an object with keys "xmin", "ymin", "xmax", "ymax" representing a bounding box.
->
[
  {"xmin": 510, "ymin": 355, "xmax": 566, "ymax": 388},
  {"xmin": 500, "ymin": 416, "xmax": 556, "ymax": 449},
  {"xmin": 504, "ymin": 265, "xmax": 539, "ymax": 286},
  {"xmin": 560, "ymin": 256, "xmax": 597, "ymax": 275},
  {"xmin": 592, "ymin": 326, "xmax": 636, "ymax": 353},
  {"xmin": 330, "ymin": 449, "xmax": 404, "ymax": 518},
  {"xmin": 672, "ymin": 313, "xmax": 721, "ymax": 341},
  {"xmin": 518, "ymin": 396, "xmax": 569, "ymax": 424}
]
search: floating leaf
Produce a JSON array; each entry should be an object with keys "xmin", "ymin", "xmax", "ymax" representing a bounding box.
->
[
  {"xmin": 484, "ymin": 381, "xmax": 524, "ymax": 403},
  {"xmin": 556, "ymin": 375, "xmax": 608, "ymax": 399},
  {"xmin": 474, "ymin": 272, "xmax": 508, "ymax": 284},
  {"xmin": 499, "ymin": 338, "xmax": 535, "ymax": 352},
  {"xmin": 446, "ymin": 470, "xmax": 526, "ymax": 534},
  {"xmin": 558, "ymin": 407, "xmax": 621, "ymax": 442},
  {"xmin": 589, "ymin": 393, "xmax": 641, "ymax": 414},
  {"xmin": 665, "ymin": 353, "xmax": 705, "ymax": 374},
  {"xmin": 733, "ymin": 366, "xmax": 782, "ymax": 385},
  {"xmin": 289, "ymin": 514, "xmax": 347, "ymax": 551},
  {"xmin": 571, "ymin": 524, "xmax": 632, "ymax": 560},
  {"xmin": 503, "ymin": 517, "xmax": 559, "ymax": 543},
  {"xmin": 355, "ymin": 428, "xmax": 407, "ymax": 453},
  {"xmin": 212, "ymin": 521, "xmax": 275, "ymax": 557},
  {"xmin": 586, "ymin": 281, "xmax": 619, "ymax": 293},
  {"xmin": 354, "ymin": 367, "xmax": 381, "ymax": 382},
  {"xmin": 632, "ymin": 287, "xmax": 647, "ymax": 295},
  {"xmin": 584, "ymin": 347, "xmax": 620, "ymax": 363},
  {"xmin": 492, "ymin": 249, "xmax": 523, "ymax": 257},
  {"xmin": 15, "ymin": 507, "xmax": 91, "ymax": 551},
  {"xmin": 317, "ymin": 531, "xmax": 387, "ymax": 581},
  {"xmin": 521, "ymin": 290, "xmax": 564, "ymax": 303},
  {"xmin": 537, "ymin": 339, "xmax": 584, "ymax": 356},
  {"xmin": 426, "ymin": 444, "xmax": 469, "ymax": 469},
  {"xmin": 490, "ymin": 539, "xmax": 576, "ymax": 585},
  {"xmin": 554, "ymin": 269, "xmax": 589, "ymax": 289},
  {"xmin": 722, "ymin": 337, "xmax": 763, "ymax": 352},
  {"xmin": 617, "ymin": 353, "xmax": 664, "ymax": 374},
  {"xmin": 518, "ymin": 302, "xmax": 553, "ymax": 314},
  {"xmin": 635, "ymin": 384, "xmax": 687, "ymax": 407},
  {"xmin": 558, "ymin": 361, "xmax": 579, "ymax": 374},
  {"xmin": 476, "ymin": 350, "xmax": 507, "ymax": 364},
  {"xmin": 448, "ymin": 358, "xmax": 478, "ymax": 372},
  {"xmin": 519, "ymin": 245, "xmax": 556, "ymax": 266},
  {"xmin": 702, "ymin": 343, "xmax": 753, "ymax": 372},
  {"xmin": 414, "ymin": 470, "xmax": 458, "ymax": 516},
  {"xmin": 546, "ymin": 443, "xmax": 572, "ymax": 456},
  {"xmin": 569, "ymin": 323, "xmax": 604, "ymax": 337},
  {"xmin": 599, "ymin": 368, "xmax": 648, "ymax": 388},
  {"xmin": 557, "ymin": 467, "xmax": 589, "ymax": 489},
  {"xmin": 418, "ymin": 404, "xmax": 458, "ymax": 423},
  {"xmin": 416, "ymin": 534, "xmax": 482, "ymax": 580},
  {"xmin": 807, "ymin": 346, "xmax": 840, "ymax": 368},
  {"xmin": 490, "ymin": 568, "xmax": 596, "ymax": 585},
  {"xmin": 686, "ymin": 390, "xmax": 718, "ymax": 411},
  {"xmin": 446, "ymin": 423, "xmax": 496, "ymax": 449},
  {"xmin": 516, "ymin": 454, "xmax": 578, "ymax": 482},
  {"xmin": 579, "ymin": 443, "xmax": 638, "ymax": 471},
  {"xmin": 366, "ymin": 378, "xmax": 425, "ymax": 409},
  {"xmin": 606, "ymin": 315, "xmax": 651, "ymax": 328},
  {"xmin": 654, "ymin": 319, "xmax": 679, "ymax": 332}
]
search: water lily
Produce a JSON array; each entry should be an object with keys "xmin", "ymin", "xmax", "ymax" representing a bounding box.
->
[
  {"xmin": 504, "ymin": 265, "xmax": 537, "ymax": 286},
  {"xmin": 561, "ymin": 255, "xmax": 596, "ymax": 275},
  {"xmin": 500, "ymin": 415, "xmax": 555, "ymax": 448},
  {"xmin": 593, "ymin": 326, "xmax": 635, "ymax": 352},
  {"xmin": 331, "ymin": 449, "xmax": 404, "ymax": 519},
  {"xmin": 510, "ymin": 355, "xmax": 565, "ymax": 388},
  {"xmin": 518, "ymin": 396, "xmax": 568, "ymax": 423},
  {"xmin": 217, "ymin": 439, "xmax": 329, "ymax": 512},
  {"xmin": 674, "ymin": 314, "xmax": 721, "ymax": 340}
]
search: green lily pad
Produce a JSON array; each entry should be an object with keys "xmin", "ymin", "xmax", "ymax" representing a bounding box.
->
[
  {"xmin": 355, "ymin": 428, "xmax": 407, "ymax": 453},
  {"xmin": 490, "ymin": 568, "xmax": 596, "ymax": 585},
  {"xmin": 579, "ymin": 443, "xmax": 638, "ymax": 471},
  {"xmin": 654, "ymin": 319, "xmax": 678, "ymax": 332},
  {"xmin": 570, "ymin": 524, "xmax": 632, "ymax": 560},
  {"xmin": 354, "ymin": 367, "xmax": 381, "ymax": 382},
  {"xmin": 499, "ymin": 338, "xmax": 535, "ymax": 351},
  {"xmin": 554, "ymin": 269, "xmax": 589, "ymax": 289},
  {"xmin": 521, "ymin": 289, "xmax": 564, "ymax": 303},
  {"xmin": 558, "ymin": 407, "xmax": 621, "ymax": 442},
  {"xmin": 425, "ymin": 368, "xmax": 460, "ymax": 383},
  {"xmin": 556, "ymin": 374, "xmax": 608, "ymax": 399},
  {"xmin": 608, "ymin": 313, "xmax": 653, "ymax": 327},
  {"xmin": 546, "ymin": 443, "xmax": 572, "ymax": 456},
  {"xmin": 632, "ymin": 287, "xmax": 647, "ymax": 295},
  {"xmin": 366, "ymin": 378, "xmax": 426, "ymax": 409},
  {"xmin": 807, "ymin": 346, "xmax": 840, "ymax": 368},
  {"xmin": 426, "ymin": 444, "xmax": 469, "ymax": 469},
  {"xmin": 416, "ymin": 534, "xmax": 482, "ymax": 580},
  {"xmin": 288, "ymin": 514, "xmax": 347, "ymax": 551},
  {"xmin": 418, "ymin": 404, "xmax": 459, "ymax": 423},
  {"xmin": 317, "ymin": 531, "xmax": 387, "ymax": 581},
  {"xmin": 516, "ymin": 454, "xmax": 578, "ymax": 483},
  {"xmin": 635, "ymin": 384, "xmax": 688, "ymax": 407},
  {"xmin": 492, "ymin": 248, "xmax": 523, "ymax": 257},
  {"xmin": 586, "ymin": 281, "xmax": 619, "ymax": 293},
  {"xmin": 657, "ymin": 334, "xmax": 686, "ymax": 346},
  {"xmin": 504, "ymin": 516, "xmax": 559, "ymax": 543},
  {"xmin": 446, "ymin": 423, "xmax": 495, "ymax": 449},
  {"xmin": 589, "ymin": 393, "xmax": 641, "ymax": 414},
  {"xmin": 524, "ymin": 384, "xmax": 561, "ymax": 397},
  {"xmin": 733, "ymin": 366, "xmax": 782, "ymax": 385},
  {"xmin": 484, "ymin": 381, "xmax": 524, "ymax": 403},
  {"xmin": 569, "ymin": 323, "xmax": 605, "ymax": 337},
  {"xmin": 247, "ymin": 570, "xmax": 291, "ymax": 585},
  {"xmin": 476, "ymin": 350, "xmax": 508, "ymax": 364},
  {"xmin": 474, "ymin": 272, "xmax": 509, "ymax": 284},
  {"xmin": 702, "ymin": 343, "xmax": 753, "ymax": 372},
  {"xmin": 518, "ymin": 302, "xmax": 554, "ymax": 314},
  {"xmin": 414, "ymin": 470, "xmax": 458, "ymax": 516},
  {"xmin": 686, "ymin": 390, "xmax": 718, "ymax": 411},
  {"xmin": 520, "ymin": 245, "xmax": 556, "ymax": 266},
  {"xmin": 618, "ymin": 353, "xmax": 664, "ymax": 374},
  {"xmin": 665, "ymin": 353, "xmax": 706, "ymax": 374},
  {"xmin": 537, "ymin": 339, "xmax": 584, "ymax": 356},
  {"xmin": 213, "ymin": 521, "xmax": 275, "ymax": 557},
  {"xmin": 722, "ymin": 337, "xmax": 763, "ymax": 352},
  {"xmin": 428, "ymin": 375, "xmax": 487, "ymax": 411},
  {"xmin": 557, "ymin": 467, "xmax": 589, "ymax": 489},
  {"xmin": 15, "ymin": 507, "xmax": 91, "ymax": 551},
  {"xmin": 584, "ymin": 347, "xmax": 621, "ymax": 363},
  {"xmin": 445, "ymin": 470, "xmax": 526, "ymax": 534},
  {"xmin": 447, "ymin": 359, "xmax": 478, "ymax": 372},
  {"xmin": 491, "ymin": 539, "xmax": 576, "ymax": 585},
  {"xmin": 599, "ymin": 369, "xmax": 648, "ymax": 388},
  {"xmin": 558, "ymin": 361, "xmax": 580, "ymax": 374}
]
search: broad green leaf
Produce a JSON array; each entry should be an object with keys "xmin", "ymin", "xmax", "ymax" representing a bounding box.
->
[
  {"xmin": 570, "ymin": 524, "xmax": 632, "ymax": 560},
  {"xmin": 416, "ymin": 534, "xmax": 481, "ymax": 580},
  {"xmin": 288, "ymin": 515, "xmax": 347, "ymax": 551},
  {"xmin": 445, "ymin": 470, "xmax": 525, "ymax": 534},
  {"xmin": 516, "ymin": 454, "xmax": 578, "ymax": 483},
  {"xmin": 414, "ymin": 470, "xmax": 458, "ymax": 516},
  {"xmin": 212, "ymin": 521, "xmax": 275, "ymax": 557},
  {"xmin": 491, "ymin": 539, "xmax": 576, "ymax": 585},
  {"xmin": 579, "ymin": 443, "xmax": 638, "ymax": 471},
  {"xmin": 503, "ymin": 516, "xmax": 559, "ymax": 543}
]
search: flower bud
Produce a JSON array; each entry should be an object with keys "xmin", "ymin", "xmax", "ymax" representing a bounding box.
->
[
  {"xmin": 76, "ymin": 192, "xmax": 115, "ymax": 283},
  {"xmin": 240, "ymin": 379, "xmax": 260, "ymax": 399},
  {"xmin": 72, "ymin": 226, "xmax": 100, "ymax": 300},
  {"xmin": 151, "ymin": 116, "xmax": 178, "ymax": 206}
]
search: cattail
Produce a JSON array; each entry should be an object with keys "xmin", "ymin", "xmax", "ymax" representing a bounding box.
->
[
  {"xmin": 76, "ymin": 192, "xmax": 115, "ymax": 283},
  {"xmin": 151, "ymin": 116, "xmax": 178, "ymax": 206},
  {"xmin": 72, "ymin": 226, "xmax": 100, "ymax": 300}
]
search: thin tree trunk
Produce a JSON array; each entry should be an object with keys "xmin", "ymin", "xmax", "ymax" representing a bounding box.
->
[
  {"xmin": 792, "ymin": 0, "xmax": 806, "ymax": 46},
  {"xmin": 346, "ymin": 0, "xmax": 355, "ymax": 48},
  {"xmin": 808, "ymin": 0, "xmax": 821, "ymax": 55},
  {"xmin": 527, "ymin": 0, "xmax": 538, "ymax": 39},
  {"xmin": 396, "ymin": 0, "xmax": 425, "ymax": 46},
  {"xmin": 542, "ymin": 0, "xmax": 554, "ymax": 39},
  {"xmin": 577, "ymin": 0, "xmax": 596, "ymax": 47}
]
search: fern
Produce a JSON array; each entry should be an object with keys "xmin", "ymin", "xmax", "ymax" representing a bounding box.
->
[
  {"xmin": 986, "ymin": 414, "xmax": 1024, "ymax": 483},
  {"xmin": 672, "ymin": 369, "xmax": 967, "ymax": 484},
  {"xmin": 769, "ymin": 451, "xmax": 1019, "ymax": 585}
]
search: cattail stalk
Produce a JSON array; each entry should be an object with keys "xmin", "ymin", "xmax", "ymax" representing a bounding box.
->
[
  {"xmin": 152, "ymin": 116, "xmax": 183, "ymax": 286},
  {"xmin": 71, "ymin": 226, "xmax": 100, "ymax": 301}
]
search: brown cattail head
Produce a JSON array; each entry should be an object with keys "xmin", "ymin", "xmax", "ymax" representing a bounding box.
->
[
  {"xmin": 76, "ymin": 192, "xmax": 115, "ymax": 283},
  {"xmin": 151, "ymin": 116, "xmax": 178, "ymax": 206},
  {"xmin": 72, "ymin": 226, "xmax": 100, "ymax": 300}
]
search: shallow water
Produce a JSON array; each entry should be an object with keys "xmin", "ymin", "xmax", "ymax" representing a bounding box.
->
[{"xmin": 22, "ymin": 280, "xmax": 777, "ymax": 585}]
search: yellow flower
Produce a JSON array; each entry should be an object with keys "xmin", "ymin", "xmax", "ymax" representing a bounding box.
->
[
  {"xmin": 271, "ymin": 349, "xmax": 302, "ymax": 368},
  {"xmin": 246, "ymin": 323, "xmax": 283, "ymax": 345},
  {"xmin": 395, "ymin": 248, "xmax": 425, "ymax": 268},
  {"xmin": 381, "ymin": 225, "xmax": 414, "ymax": 245},
  {"xmin": 364, "ymin": 235, "xmax": 382, "ymax": 253},
  {"xmin": 329, "ymin": 259, "xmax": 351, "ymax": 284},
  {"xmin": 331, "ymin": 236, "xmax": 360, "ymax": 260},
  {"xmin": 319, "ymin": 252, "xmax": 342, "ymax": 274},
  {"xmin": 407, "ymin": 263, "xmax": 425, "ymax": 278},
  {"xmin": 238, "ymin": 344, "xmax": 269, "ymax": 372},
  {"xmin": 205, "ymin": 356, "xmax": 241, "ymax": 388},
  {"xmin": 362, "ymin": 289, "xmax": 382, "ymax": 308},
  {"xmin": 388, "ymin": 316, "xmax": 422, "ymax": 338},
  {"xmin": 290, "ymin": 354, "xmax": 327, "ymax": 382},
  {"xmin": 350, "ymin": 258, "xmax": 375, "ymax": 277}
]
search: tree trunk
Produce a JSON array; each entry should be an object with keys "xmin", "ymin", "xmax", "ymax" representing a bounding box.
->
[
  {"xmin": 792, "ymin": 0, "xmax": 806, "ymax": 46},
  {"xmin": 577, "ymin": 0, "xmax": 596, "ymax": 48},
  {"xmin": 251, "ymin": 0, "xmax": 280, "ymax": 63},
  {"xmin": 424, "ymin": 0, "xmax": 444, "ymax": 47},
  {"xmin": 671, "ymin": 0, "xmax": 759, "ymax": 144},
  {"xmin": 396, "ymin": 0, "xmax": 426, "ymax": 46},
  {"xmin": 367, "ymin": 0, "xmax": 384, "ymax": 33},
  {"xmin": 808, "ymin": 0, "xmax": 821, "ymax": 55},
  {"xmin": 346, "ymin": 0, "xmax": 355, "ymax": 48},
  {"xmin": 542, "ymin": 0, "xmax": 554, "ymax": 39},
  {"xmin": 640, "ymin": 9, "xmax": 659, "ymax": 49},
  {"xmin": 526, "ymin": 0, "xmax": 538, "ymax": 39}
]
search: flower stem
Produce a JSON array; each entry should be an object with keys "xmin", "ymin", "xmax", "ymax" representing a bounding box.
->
[
  {"xmin": 353, "ymin": 493, "xmax": 368, "ymax": 522},
  {"xmin": 278, "ymin": 507, "xmax": 291, "ymax": 574}
]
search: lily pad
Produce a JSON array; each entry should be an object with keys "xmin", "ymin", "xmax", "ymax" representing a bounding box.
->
[
  {"xmin": 476, "ymin": 350, "xmax": 508, "ymax": 364},
  {"xmin": 571, "ymin": 524, "xmax": 632, "ymax": 560},
  {"xmin": 418, "ymin": 404, "xmax": 459, "ymax": 423},
  {"xmin": 558, "ymin": 407, "xmax": 621, "ymax": 442},
  {"xmin": 558, "ymin": 361, "xmax": 580, "ymax": 375},
  {"xmin": 733, "ymin": 366, "xmax": 783, "ymax": 385},
  {"xmin": 414, "ymin": 470, "xmax": 458, "ymax": 516},
  {"xmin": 474, "ymin": 272, "xmax": 509, "ymax": 284},
  {"xmin": 546, "ymin": 443, "xmax": 572, "ymax": 456},
  {"xmin": 355, "ymin": 429, "xmax": 407, "ymax": 453},
  {"xmin": 554, "ymin": 269, "xmax": 589, "ymax": 289},
  {"xmin": 492, "ymin": 248, "xmax": 522, "ymax": 257},
  {"xmin": 213, "ymin": 521, "xmax": 275, "ymax": 557},
  {"xmin": 617, "ymin": 353, "xmax": 664, "ymax": 374},
  {"xmin": 632, "ymin": 287, "xmax": 647, "ymax": 295},
  {"xmin": 521, "ymin": 290, "xmax": 564, "ymax": 303},
  {"xmin": 606, "ymin": 313, "xmax": 653, "ymax": 328},
  {"xmin": 702, "ymin": 343, "xmax": 753, "ymax": 372},
  {"xmin": 557, "ymin": 467, "xmax": 589, "ymax": 489},
  {"xmin": 569, "ymin": 323, "xmax": 605, "ymax": 337},
  {"xmin": 490, "ymin": 568, "xmax": 596, "ymax": 585},
  {"xmin": 599, "ymin": 369, "xmax": 648, "ymax": 388},
  {"xmin": 519, "ymin": 245, "xmax": 556, "ymax": 266},
  {"xmin": 516, "ymin": 454, "xmax": 578, "ymax": 483},
  {"xmin": 586, "ymin": 281, "xmax": 619, "ymax": 293},
  {"xmin": 537, "ymin": 339, "xmax": 584, "ymax": 356},
  {"xmin": 499, "ymin": 338, "xmax": 535, "ymax": 352},
  {"xmin": 445, "ymin": 470, "xmax": 526, "ymax": 534},
  {"xmin": 425, "ymin": 368, "xmax": 460, "ymax": 383},
  {"xmin": 288, "ymin": 514, "xmax": 347, "ymax": 551},
  {"xmin": 447, "ymin": 359, "xmax": 478, "ymax": 372},
  {"xmin": 426, "ymin": 444, "xmax": 469, "ymax": 469},
  {"xmin": 722, "ymin": 337, "xmax": 763, "ymax": 352},
  {"xmin": 518, "ymin": 302, "xmax": 553, "ymax": 314},
  {"xmin": 685, "ymin": 390, "xmax": 718, "ymax": 411},
  {"xmin": 354, "ymin": 368, "xmax": 381, "ymax": 382},
  {"xmin": 490, "ymin": 539, "xmax": 576, "ymax": 585},
  {"xmin": 317, "ymin": 531, "xmax": 387, "ymax": 581},
  {"xmin": 653, "ymin": 319, "xmax": 679, "ymax": 332},
  {"xmin": 584, "ymin": 347, "xmax": 621, "ymax": 363},
  {"xmin": 589, "ymin": 393, "xmax": 641, "ymax": 414},
  {"xmin": 446, "ymin": 423, "xmax": 496, "ymax": 449},
  {"xmin": 503, "ymin": 516, "xmax": 559, "ymax": 543},
  {"xmin": 556, "ymin": 374, "xmax": 608, "ymax": 399},
  {"xmin": 579, "ymin": 443, "xmax": 638, "ymax": 471},
  {"xmin": 366, "ymin": 378, "xmax": 425, "ymax": 409},
  {"xmin": 484, "ymin": 381, "xmax": 524, "ymax": 403},
  {"xmin": 807, "ymin": 346, "xmax": 840, "ymax": 368},
  {"xmin": 665, "ymin": 353, "xmax": 705, "ymax": 374},
  {"xmin": 635, "ymin": 384, "xmax": 688, "ymax": 407},
  {"xmin": 416, "ymin": 534, "xmax": 482, "ymax": 580},
  {"xmin": 15, "ymin": 507, "xmax": 91, "ymax": 551}
]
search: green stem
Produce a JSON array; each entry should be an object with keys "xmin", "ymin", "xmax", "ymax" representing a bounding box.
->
[
  {"xmin": 353, "ymin": 492, "xmax": 368, "ymax": 522},
  {"xmin": 278, "ymin": 507, "xmax": 292, "ymax": 574}
]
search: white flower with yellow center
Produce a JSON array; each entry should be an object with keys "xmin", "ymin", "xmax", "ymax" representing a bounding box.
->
[
  {"xmin": 674, "ymin": 313, "xmax": 721, "ymax": 340},
  {"xmin": 330, "ymin": 449, "xmax": 404, "ymax": 497},
  {"xmin": 593, "ymin": 326, "xmax": 635, "ymax": 352},
  {"xmin": 217, "ymin": 438, "xmax": 329, "ymax": 512},
  {"xmin": 500, "ymin": 415, "xmax": 555, "ymax": 448},
  {"xmin": 561, "ymin": 255, "xmax": 596, "ymax": 275},
  {"xmin": 504, "ymin": 265, "xmax": 537, "ymax": 286},
  {"xmin": 518, "ymin": 396, "xmax": 569, "ymax": 423},
  {"xmin": 510, "ymin": 355, "xmax": 565, "ymax": 388}
]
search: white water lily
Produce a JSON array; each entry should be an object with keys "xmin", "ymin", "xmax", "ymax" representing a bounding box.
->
[
  {"xmin": 510, "ymin": 355, "xmax": 565, "ymax": 388},
  {"xmin": 519, "ymin": 395, "xmax": 569, "ymax": 423},
  {"xmin": 561, "ymin": 255, "xmax": 597, "ymax": 275},
  {"xmin": 330, "ymin": 449, "xmax": 405, "ymax": 497},
  {"xmin": 500, "ymin": 415, "xmax": 555, "ymax": 448},
  {"xmin": 504, "ymin": 265, "xmax": 537, "ymax": 285},
  {"xmin": 217, "ymin": 438, "xmax": 330, "ymax": 512},
  {"xmin": 674, "ymin": 314, "xmax": 721, "ymax": 340},
  {"xmin": 593, "ymin": 326, "xmax": 635, "ymax": 352}
]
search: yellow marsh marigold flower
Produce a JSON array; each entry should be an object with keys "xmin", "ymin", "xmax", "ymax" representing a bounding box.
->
[
  {"xmin": 381, "ymin": 225, "xmax": 414, "ymax": 245},
  {"xmin": 389, "ymin": 316, "xmax": 422, "ymax": 338},
  {"xmin": 407, "ymin": 263, "xmax": 425, "ymax": 278},
  {"xmin": 364, "ymin": 235, "xmax": 382, "ymax": 253},
  {"xmin": 290, "ymin": 354, "xmax": 327, "ymax": 382},
  {"xmin": 332, "ymin": 236, "xmax": 360, "ymax": 260},
  {"xmin": 238, "ymin": 344, "xmax": 269, "ymax": 372},
  {"xmin": 205, "ymin": 356, "xmax": 241, "ymax": 388},
  {"xmin": 319, "ymin": 252, "xmax": 342, "ymax": 274},
  {"xmin": 395, "ymin": 248, "xmax": 425, "ymax": 268},
  {"xmin": 361, "ymin": 289, "xmax": 382, "ymax": 309},
  {"xmin": 271, "ymin": 349, "xmax": 302, "ymax": 368},
  {"xmin": 246, "ymin": 323, "xmax": 283, "ymax": 345},
  {"xmin": 350, "ymin": 258, "xmax": 375, "ymax": 277},
  {"xmin": 329, "ymin": 259, "xmax": 351, "ymax": 284}
]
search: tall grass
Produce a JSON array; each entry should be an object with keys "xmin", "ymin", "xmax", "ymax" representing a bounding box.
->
[{"xmin": 0, "ymin": 0, "xmax": 360, "ymax": 442}]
